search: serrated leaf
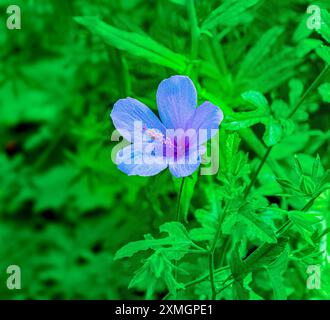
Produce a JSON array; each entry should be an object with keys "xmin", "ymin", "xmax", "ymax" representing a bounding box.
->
[
  {"xmin": 129, "ymin": 249, "xmax": 183, "ymax": 297},
  {"xmin": 114, "ymin": 222, "xmax": 193, "ymax": 260},
  {"xmin": 223, "ymin": 203, "xmax": 277, "ymax": 244},
  {"xmin": 263, "ymin": 246, "xmax": 289, "ymax": 300}
]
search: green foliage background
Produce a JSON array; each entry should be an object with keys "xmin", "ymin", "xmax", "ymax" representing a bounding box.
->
[{"xmin": 0, "ymin": 0, "xmax": 329, "ymax": 299}]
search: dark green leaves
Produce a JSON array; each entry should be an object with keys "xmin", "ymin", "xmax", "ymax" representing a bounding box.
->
[
  {"xmin": 75, "ymin": 17, "xmax": 188, "ymax": 72},
  {"xmin": 115, "ymin": 222, "xmax": 201, "ymax": 297}
]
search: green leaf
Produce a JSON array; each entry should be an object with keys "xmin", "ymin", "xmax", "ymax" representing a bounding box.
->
[
  {"xmin": 75, "ymin": 17, "xmax": 188, "ymax": 72},
  {"xmin": 263, "ymin": 246, "xmax": 289, "ymax": 300},
  {"xmin": 289, "ymin": 211, "xmax": 321, "ymax": 233},
  {"xmin": 230, "ymin": 243, "xmax": 247, "ymax": 280},
  {"xmin": 317, "ymin": 9, "xmax": 330, "ymax": 44},
  {"xmin": 289, "ymin": 79, "xmax": 304, "ymax": 107},
  {"xmin": 223, "ymin": 111, "xmax": 268, "ymax": 130},
  {"xmin": 238, "ymin": 27, "xmax": 284, "ymax": 77},
  {"xmin": 223, "ymin": 202, "xmax": 277, "ymax": 244},
  {"xmin": 315, "ymin": 45, "xmax": 330, "ymax": 64},
  {"xmin": 244, "ymin": 238, "xmax": 289, "ymax": 272},
  {"xmin": 263, "ymin": 118, "xmax": 283, "ymax": 147},
  {"xmin": 190, "ymin": 187, "xmax": 221, "ymax": 242},
  {"xmin": 114, "ymin": 222, "xmax": 194, "ymax": 260},
  {"xmin": 318, "ymin": 83, "xmax": 330, "ymax": 103},
  {"xmin": 129, "ymin": 249, "xmax": 183, "ymax": 298},
  {"xmin": 239, "ymin": 204, "xmax": 277, "ymax": 243},
  {"xmin": 201, "ymin": 0, "xmax": 260, "ymax": 30},
  {"xmin": 241, "ymin": 91, "xmax": 269, "ymax": 109}
]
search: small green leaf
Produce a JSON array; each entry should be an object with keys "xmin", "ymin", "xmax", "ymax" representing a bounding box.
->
[
  {"xmin": 263, "ymin": 118, "xmax": 282, "ymax": 147},
  {"xmin": 241, "ymin": 91, "xmax": 269, "ymax": 109}
]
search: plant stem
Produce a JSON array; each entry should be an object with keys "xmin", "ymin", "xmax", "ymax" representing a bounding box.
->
[
  {"xmin": 176, "ymin": 177, "xmax": 186, "ymax": 222},
  {"xmin": 208, "ymin": 201, "xmax": 229, "ymax": 299},
  {"xmin": 174, "ymin": 177, "xmax": 186, "ymax": 285},
  {"xmin": 288, "ymin": 64, "xmax": 330, "ymax": 118},
  {"xmin": 187, "ymin": 0, "xmax": 200, "ymax": 80},
  {"xmin": 208, "ymin": 253, "xmax": 216, "ymax": 299},
  {"xmin": 244, "ymin": 146, "xmax": 272, "ymax": 199},
  {"xmin": 162, "ymin": 266, "xmax": 230, "ymax": 300},
  {"xmin": 244, "ymin": 64, "xmax": 330, "ymax": 198}
]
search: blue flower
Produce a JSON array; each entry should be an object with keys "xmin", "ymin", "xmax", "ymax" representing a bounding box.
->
[{"xmin": 111, "ymin": 75, "xmax": 223, "ymax": 178}]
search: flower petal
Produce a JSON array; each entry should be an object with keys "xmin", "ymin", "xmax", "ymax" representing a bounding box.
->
[
  {"xmin": 187, "ymin": 101, "xmax": 223, "ymax": 145},
  {"xmin": 116, "ymin": 143, "xmax": 167, "ymax": 176},
  {"xmin": 169, "ymin": 161, "xmax": 201, "ymax": 178},
  {"xmin": 111, "ymin": 98, "xmax": 166, "ymax": 142},
  {"xmin": 156, "ymin": 75, "xmax": 197, "ymax": 130},
  {"xmin": 168, "ymin": 148, "xmax": 201, "ymax": 178}
]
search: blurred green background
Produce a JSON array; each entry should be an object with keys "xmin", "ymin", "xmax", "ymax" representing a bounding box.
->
[{"xmin": 0, "ymin": 0, "xmax": 329, "ymax": 299}]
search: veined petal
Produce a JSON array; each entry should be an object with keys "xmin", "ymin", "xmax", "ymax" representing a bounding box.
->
[
  {"xmin": 169, "ymin": 161, "xmax": 201, "ymax": 178},
  {"xmin": 156, "ymin": 75, "xmax": 197, "ymax": 130},
  {"xmin": 168, "ymin": 148, "xmax": 201, "ymax": 178},
  {"xmin": 187, "ymin": 101, "xmax": 223, "ymax": 145},
  {"xmin": 116, "ymin": 142, "xmax": 167, "ymax": 176},
  {"xmin": 111, "ymin": 98, "xmax": 166, "ymax": 142}
]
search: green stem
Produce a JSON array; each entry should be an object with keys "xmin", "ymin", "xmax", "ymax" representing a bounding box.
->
[
  {"xmin": 244, "ymin": 146, "xmax": 272, "ymax": 199},
  {"xmin": 288, "ymin": 64, "xmax": 330, "ymax": 118},
  {"xmin": 208, "ymin": 253, "xmax": 216, "ymax": 299},
  {"xmin": 174, "ymin": 177, "xmax": 186, "ymax": 286},
  {"xmin": 162, "ymin": 266, "xmax": 230, "ymax": 300},
  {"xmin": 208, "ymin": 201, "xmax": 229, "ymax": 299},
  {"xmin": 187, "ymin": 0, "xmax": 200, "ymax": 80},
  {"xmin": 176, "ymin": 177, "xmax": 186, "ymax": 222}
]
